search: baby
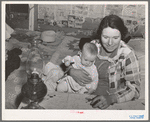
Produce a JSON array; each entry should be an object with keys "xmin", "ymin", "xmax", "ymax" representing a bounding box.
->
[{"xmin": 57, "ymin": 42, "xmax": 98, "ymax": 94}]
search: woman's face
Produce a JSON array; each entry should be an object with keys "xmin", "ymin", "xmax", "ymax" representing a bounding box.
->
[{"xmin": 101, "ymin": 27, "xmax": 121, "ymax": 53}]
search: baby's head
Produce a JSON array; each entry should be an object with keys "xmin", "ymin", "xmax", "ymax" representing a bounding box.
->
[{"xmin": 80, "ymin": 42, "xmax": 98, "ymax": 67}]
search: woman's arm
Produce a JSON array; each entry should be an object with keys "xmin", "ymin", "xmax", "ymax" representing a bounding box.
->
[
  {"xmin": 114, "ymin": 51, "xmax": 141, "ymax": 103},
  {"xmin": 68, "ymin": 67, "xmax": 92, "ymax": 86},
  {"xmin": 90, "ymin": 51, "xmax": 141, "ymax": 109}
]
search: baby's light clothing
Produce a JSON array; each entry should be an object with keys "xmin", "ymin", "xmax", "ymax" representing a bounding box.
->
[
  {"xmin": 57, "ymin": 55, "xmax": 98, "ymax": 94},
  {"xmin": 42, "ymin": 62, "xmax": 64, "ymax": 91}
]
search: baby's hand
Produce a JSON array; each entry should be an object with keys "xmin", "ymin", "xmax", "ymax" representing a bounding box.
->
[
  {"xmin": 87, "ymin": 89, "xmax": 95, "ymax": 94},
  {"xmin": 64, "ymin": 60, "xmax": 71, "ymax": 67},
  {"xmin": 84, "ymin": 89, "xmax": 95, "ymax": 94}
]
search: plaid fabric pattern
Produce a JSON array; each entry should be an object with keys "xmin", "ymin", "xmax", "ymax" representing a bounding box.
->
[{"xmin": 93, "ymin": 40, "xmax": 141, "ymax": 103}]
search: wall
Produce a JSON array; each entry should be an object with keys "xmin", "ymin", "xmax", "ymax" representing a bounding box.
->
[{"xmin": 35, "ymin": 4, "xmax": 145, "ymax": 37}]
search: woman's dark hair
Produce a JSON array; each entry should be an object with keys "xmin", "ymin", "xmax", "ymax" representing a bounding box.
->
[
  {"xmin": 79, "ymin": 38, "xmax": 92, "ymax": 50},
  {"xmin": 95, "ymin": 15, "xmax": 128, "ymax": 43}
]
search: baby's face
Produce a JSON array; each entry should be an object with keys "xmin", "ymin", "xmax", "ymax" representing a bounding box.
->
[{"xmin": 80, "ymin": 51, "xmax": 96, "ymax": 67}]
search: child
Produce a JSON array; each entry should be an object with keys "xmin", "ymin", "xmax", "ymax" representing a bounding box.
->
[{"xmin": 57, "ymin": 42, "xmax": 99, "ymax": 94}]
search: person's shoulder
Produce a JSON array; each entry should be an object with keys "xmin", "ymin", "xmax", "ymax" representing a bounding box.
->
[
  {"xmin": 72, "ymin": 55, "xmax": 80, "ymax": 59},
  {"xmin": 72, "ymin": 55, "xmax": 81, "ymax": 63},
  {"xmin": 119, "ymin": 41, "xmax": 134, "ymax": 55},
  {"xmin": 119, "ymin": 41, "xmax": 137, "ymax": 59}
]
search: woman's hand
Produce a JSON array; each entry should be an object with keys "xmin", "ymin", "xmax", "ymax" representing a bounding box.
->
[
  {"xmin": 68, "ymin": 67, "xmax": 92, "ymax": 86},
  {"xmin": 90, "ymin": 95, "xmax": 117, "ymax": 109}
]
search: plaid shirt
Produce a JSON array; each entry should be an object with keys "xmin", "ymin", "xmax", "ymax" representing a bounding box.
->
[{"xmin": 92, "ymin": 40, "xmax": 141, "ymax": 103}]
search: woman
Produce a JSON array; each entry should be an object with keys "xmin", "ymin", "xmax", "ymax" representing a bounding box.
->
[{"xmin": 68, "ymin": 15, "xmax": 141, "ymax": 109}]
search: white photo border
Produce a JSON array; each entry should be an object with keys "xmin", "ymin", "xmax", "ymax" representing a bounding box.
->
[{"xmin": 2, "ymin": 1, "xmax": 149, "ymax": 121}]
